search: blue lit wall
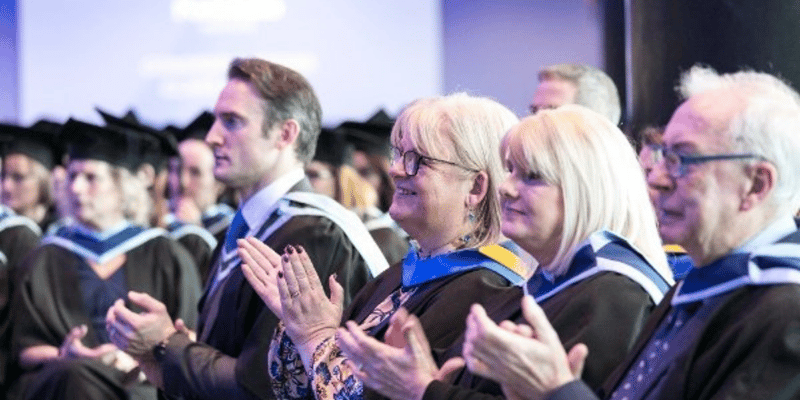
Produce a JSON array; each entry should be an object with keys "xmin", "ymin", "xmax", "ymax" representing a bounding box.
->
[{"xmin": 0, "ymin": 0, "xmax": 17, "ymax": 122}]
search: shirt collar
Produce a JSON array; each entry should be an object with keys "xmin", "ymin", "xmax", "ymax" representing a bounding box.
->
[
  {"xmin": 734, "ymin": 215, "xmax": 797, "ymax": 253},
  {"xmin": 240, "ymin": 168, "xmax": 305, "ymax": 230}
]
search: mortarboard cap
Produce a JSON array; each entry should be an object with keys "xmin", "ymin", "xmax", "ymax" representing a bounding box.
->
[
  {"xmin": 313, "ymin": 128, "xmax": 353, "ymax": 167},
  {"xmin": 97, "ymin": 108, "xmax": 178, "ymax": 170},
  {"xmin": 175, "ymin": 111, "xmax": 215, "ymax": 142},
  {"xmin": 339, "ymin": 109, "xmax": 394, "ymax": 158},
  {"xmin": 60, "ymin": 118, "xmax": 143, "ymax": 171},
  {"xmin": 0, "ymin": 121, "xmax": 63, "ymax": 169}
]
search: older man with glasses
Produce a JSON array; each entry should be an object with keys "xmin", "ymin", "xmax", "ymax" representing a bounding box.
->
[{"xmin": 458, "ymin": 65, "xmax": 800, "ymax": 400}]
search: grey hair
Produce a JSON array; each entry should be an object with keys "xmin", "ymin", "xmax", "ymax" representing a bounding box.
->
[
  {"xmin": 679, "ymin": 65, "xmax": 800, "ymax": 215},
  {"xmin": 539, "ymin": 64, "xmax": 621, "ymax": 125}
]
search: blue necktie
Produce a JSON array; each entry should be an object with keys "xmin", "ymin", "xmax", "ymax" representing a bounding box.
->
[{"xmin": 224, "ymin": 211, "xmax": 249, "ymax": 252}]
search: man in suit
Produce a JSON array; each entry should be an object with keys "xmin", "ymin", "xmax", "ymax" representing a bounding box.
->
[
  {"xmin": 106, "ymin": 58, "xmax": 388, "ymax": 399},
  {"xmin": 460, "ymin": 65, "xmax": 800, "ymax": 400}
]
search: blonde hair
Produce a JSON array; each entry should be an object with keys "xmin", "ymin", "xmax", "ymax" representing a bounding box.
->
[
  {"xmin": 501, "ymin": 105, "xmax": 670, "ymax": 278},
  {"xmin": 391, "ymin": 93, "xmax": 519, "ymax": 247},
  {"xmin": 337, "ymin": 165, "xmax": 378, "ymax": 213}
]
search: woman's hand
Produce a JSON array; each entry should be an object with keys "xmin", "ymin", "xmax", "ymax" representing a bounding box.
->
[
  {"xmin": 238, "ymin": 237, "xmax": 284, "ymax": 318},
  {"xmin": 59, "ymin": 324, "xmax": 118, "ymax": 360},
  {"xmin": 337, "ymin": 308, "xmax": 465, "ymax": 400},
  {"xmin": 278, "ymin": 245, "xmax": 343, "ymax": 368},
  {"xmin": 462, "ymin": 297, "xmax": 588, "ymax": 400}
]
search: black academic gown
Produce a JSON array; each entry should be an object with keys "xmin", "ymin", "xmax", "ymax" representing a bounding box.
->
[
  {"xmin": 158, "ymin": 182, "xmax": 380, "ymax": 400},
  {"xmin": 548, "ymin": 228, "xmax": 800, "ymax": 400},
  {"xmin": 547, "ymin": 284, "xmax": 800, "ymax": 400},
  {"xmin": 344, "ymin": 258, "xmax": 520, "ymax": 400},
  {"xmin": 422, "ymin": 232, "xmax": 668, "ymax": 400},
  {"xmin": 166, "ymin": 222, "xmax": 216, "ymax": 285},
  {"xmin": 422, "ymin": 274, "xmax": 656, "ymax": 400},
  {"xmin": 368, "ymin": 227, "xmax": 409, "ymax": 267},
  {"xmin": 0, "ymin": 217, "xmax": 40, "ymax": 398},
  {"xmin": 9, "ymin": 234, "xmax": 201, "ymax": 400}
]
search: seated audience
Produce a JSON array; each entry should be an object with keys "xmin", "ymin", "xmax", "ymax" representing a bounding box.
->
[
  {"xmin": 460, "ymin": 66, "xmax": 800, "ymax": 400},
  {"xmin": 9, "ymin": 119, "xmax": 201, "ymax": 400},
  {"xmin": 238, "ymin": 93, "xmax": 528, "ymax": 400},
  {"xmin": 334, "ymin": 105, "xmax": 673, "ymax": 400},
  {"xmin": 307, "ymin": 128, "xmax": 407, "ymax": 265},
  {"xmin": 105, "ymin": 57, "xmax": 387, "ymax": 400}
]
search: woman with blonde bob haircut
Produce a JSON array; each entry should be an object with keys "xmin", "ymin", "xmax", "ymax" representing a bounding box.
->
[
  {"xmin": 239, "ymin": 93, "xmax": 530, "ymax": 400},
  {"xmin": 332, "ymin": 105, "xmax": 674, "ymax": 400},
  {"xmin": 502, "ymin": 105, "xmax": 670, "ymax": 278}
]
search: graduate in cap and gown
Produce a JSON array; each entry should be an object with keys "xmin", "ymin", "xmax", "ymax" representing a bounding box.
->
[
  {"xmin": 98, "ymin": 108, "xmax": 177, "ymax": 229},
  {"xmin": 339, "ymin": 111, "xmax": 410, "ymax": 266},
  {"xmin": 0, "ymin": 120, "xmax": 64, "ymax": 397},
  {"xmin": 164, "ymin": 110, "xmax": 235, "ymax": 283},
  {"xmin": 0, "ymin": 120, "xmax": 62, "ymax": 233},
  {"xmin": 307, "ymin": 128, "xmax": 407, "ymax": 266},
  {"xmin": 9, "ymin": 119, "xmax": 201, "ymax": 400}
]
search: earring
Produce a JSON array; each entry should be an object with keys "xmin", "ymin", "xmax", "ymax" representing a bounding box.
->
[{"xmin": 468, "ymin": 210, "xmax": 476, "ymax": 223}]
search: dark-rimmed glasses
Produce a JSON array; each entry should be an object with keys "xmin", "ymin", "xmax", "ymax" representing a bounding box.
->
[
  {"xmin": 652, "ymin": 145, "xmax": 764, "ymax": 178},
  {"xmin": 391, "ymin": 147, "xmax": 479, "ymax": 177}
]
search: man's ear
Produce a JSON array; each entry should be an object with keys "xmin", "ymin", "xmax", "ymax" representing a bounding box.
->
[
  {"xmin": 275, "ymin": 119, "xmax": 301, "ymax": 150},
  {"xmin": 741, "ymin": 161, "xmax": 776, "ymax": 211}
]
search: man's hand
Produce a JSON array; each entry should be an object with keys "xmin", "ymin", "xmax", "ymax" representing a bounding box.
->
[{"xmin": 106, "ymin": 291, "xmax": 177, "ymax": 360}]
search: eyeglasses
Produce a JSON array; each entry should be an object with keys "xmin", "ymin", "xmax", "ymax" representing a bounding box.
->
[
  {"xmin": 391, "ymin": 147, "xmax": 479, "ymax": 177},
  {"xmin": 652, "ymin": 145, "xmax": 764, "ymax": 178},
  {"xmin": 528, "ymin": 104, "xmax": 557, "ymax": 115}
]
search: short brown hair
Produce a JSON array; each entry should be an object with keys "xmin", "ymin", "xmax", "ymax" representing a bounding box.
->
[{"xmin": 228, "ymin": 58, "xmax": 322, "ymax": 163}]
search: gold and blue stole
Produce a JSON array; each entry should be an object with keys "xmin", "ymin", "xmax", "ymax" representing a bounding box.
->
[
  {"xmin": 401, "ymin": 244, "xmax": 527, "ymax": 288},
  {"xmin": 42, "ymin": 222, "xmax": 165, "ymax": 264},
  {"xmin": 526, "ymin": 231, "xmax": 672, "ymax": 304}
]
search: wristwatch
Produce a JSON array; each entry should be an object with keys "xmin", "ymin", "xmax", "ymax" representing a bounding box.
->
[{"xmin": 152, "ymin": 335, "xmax": 172, "ymax": 362}]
